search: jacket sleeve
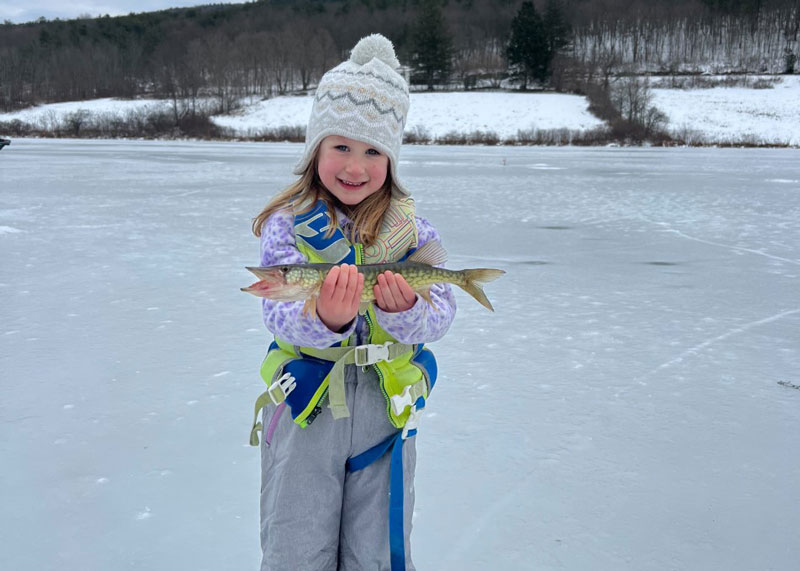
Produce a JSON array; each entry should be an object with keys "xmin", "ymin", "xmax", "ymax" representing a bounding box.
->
[
  {"xmin": 372, "ymin": 216, "xmax": 457, "ymax": 344},
  {"xmin": 259, "ymin": 209, "xmax": 356, "ymax": 348}
]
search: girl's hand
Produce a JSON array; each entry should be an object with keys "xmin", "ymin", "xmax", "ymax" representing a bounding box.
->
[
  {"xmin": 316, "ymin": 264, "xmax": 364, "ymax": 332},
  {"xmin": 374, "ymin": 271, "xmax": 416, "ymax": 313}
]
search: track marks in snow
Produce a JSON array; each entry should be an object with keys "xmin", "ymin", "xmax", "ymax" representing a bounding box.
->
[
  {"xmin": 660, "ymin": 226, "xmax": 800, "ymax": 266},
  {"xmin": 637, "ymin": 308, "xmax": 800, "ymax": 383}
]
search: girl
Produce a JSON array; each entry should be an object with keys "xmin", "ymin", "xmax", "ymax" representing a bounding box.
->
[{"xmin": 250, "ymin": 34, "xmax": 456, "ymax": 571}]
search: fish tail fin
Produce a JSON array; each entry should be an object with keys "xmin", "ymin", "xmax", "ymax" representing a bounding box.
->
[{"xmin": 458, "ymin": 269, "xmax": 506, "ymax": 311}]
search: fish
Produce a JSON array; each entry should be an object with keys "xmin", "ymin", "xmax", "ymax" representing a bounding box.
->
[{"xmin": 241, "ymin": 240, "xmax": 505, "ymax": 316}]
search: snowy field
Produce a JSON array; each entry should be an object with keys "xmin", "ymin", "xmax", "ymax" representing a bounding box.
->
[
  {"xmin": 652, "ymin": 75, "xmax": 800, "ymax": 146},
  {"xmin": 3, "ymin": 75, "xmax": 800, "ymax": 145},
  {"xmin": 212, "ymin": 91, "xmax": 605, "ymax": 139},
  {"xmin": 0, "ymin": 97, "xmax": 214, "ymax": 130},
  {"xmin": 1, "ymin": 139, "xmax": 800, "ymax": 570}
]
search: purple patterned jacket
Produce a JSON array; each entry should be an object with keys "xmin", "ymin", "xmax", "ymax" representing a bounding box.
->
[{"xmin": 259, "ymin": 208, "xmax": 457, "ymax": 349}]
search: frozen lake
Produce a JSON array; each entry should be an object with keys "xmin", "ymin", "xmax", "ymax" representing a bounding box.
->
[{"xmin": 2, "ymin": 139, "xmax": 799, "ymax": 570}]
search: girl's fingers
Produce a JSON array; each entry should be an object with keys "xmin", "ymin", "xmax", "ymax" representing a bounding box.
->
[
  {"xmin": 375, "ymin": 274, "xmax": 394, "ymax": 310},
  {"xmin": 317, "ymin": 265, "xmax": 362, "ymax": 330},
  {"xmin": 373, "ymin": 282, "xmax": 386, "ymax": 309},
  {"xmin": 376, "ymin": 271, "xmax": 415, "ymax": 312},
  {"xmin": 384, "ymin": 272, "xmax": 405, "ymax": 304},
  {"xmin": 376, "ymin": 273, "xmax": 395, "ymax": 310},
  {"xmin": 321, "ymin": 265, "xmax": 340, "ymax": 300},
  {"xmin": 383, "ymin": 272, "xmax": 402, "ymax": 310},
  {"xmin": 391, "ymin": 273, "xmax": 416, "ymax": 306},
  {"xmin": 332, "ymin": 264, "xmax": 351, "ymax": 302},
  {"xmin": 345, "ymin": 267, "xmax": 363, "ymax": 307}
]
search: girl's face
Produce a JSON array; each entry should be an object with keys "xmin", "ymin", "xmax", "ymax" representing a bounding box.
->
[{"xmin": 316, "ymin": 135, "xmax": 389, "ymax": 206}]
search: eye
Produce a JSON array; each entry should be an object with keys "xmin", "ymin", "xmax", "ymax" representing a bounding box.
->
[
  {"xmin": 280, "ymin": 266, "xmax": 289, "ymax": 273},
  {"xmin": 366, "ymin": 148, "xmax": 381, "ymax": 156},
  {"xmin": 334, "ymin": 145, "xmax": 349, "ymax": 152}
]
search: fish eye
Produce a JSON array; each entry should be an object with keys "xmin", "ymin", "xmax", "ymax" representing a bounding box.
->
[{"xmin": 280, "ymin": 266, "xmax": 289, "ymax": 273}]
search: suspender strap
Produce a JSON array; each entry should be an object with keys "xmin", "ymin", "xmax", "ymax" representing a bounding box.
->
[
  {"xmin": 388, "ymin": 433, "xmax": 406, "ymax": 571},
  {"xmin": 249, "ymin": 389, "xmax": 274, "ymax": 446},
  {"xmin": 301, "ymin": 342, "xmax": 413, "ymax": 420},
  {"xmin": 347, "ymin": 431, "xmax": 408, "ymax": 571}
]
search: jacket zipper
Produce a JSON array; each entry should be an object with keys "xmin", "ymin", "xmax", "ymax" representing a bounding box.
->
[{"xmin": 356, "ymin": 243, "xmax": 393, "ymax": 418}]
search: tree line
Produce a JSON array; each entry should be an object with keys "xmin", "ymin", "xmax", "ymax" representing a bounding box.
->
[{"xmin": 0, "ymin": 0, "xmax": 798, "ymax": 113}]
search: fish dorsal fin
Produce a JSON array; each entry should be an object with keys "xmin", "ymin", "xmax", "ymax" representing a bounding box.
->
[{"xmin": 408, "ymin": 240, "xmax": 448, "ymax": 266}]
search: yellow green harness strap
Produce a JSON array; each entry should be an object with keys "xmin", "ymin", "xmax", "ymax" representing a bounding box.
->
[
  {"xmin": 301, "ymin": 342, "xmax": 414, "ymax": 419},
  {"xmin": 250, "ymin": 390, "xmax": 274, "ymax": 446}
]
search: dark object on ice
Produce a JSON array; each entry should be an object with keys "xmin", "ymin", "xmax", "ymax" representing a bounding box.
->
[{"xmin": 0, "ymin": 138, "xmax": 10, "ymax": 150}]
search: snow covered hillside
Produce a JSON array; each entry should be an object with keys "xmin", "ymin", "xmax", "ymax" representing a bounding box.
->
[
  {"xmin": 1, "ymin": 75, "xmax": 800, "ymax": 145},
  {"xmin": 211, "ymin": 91, "xmax": 605, "ymax": 140}
]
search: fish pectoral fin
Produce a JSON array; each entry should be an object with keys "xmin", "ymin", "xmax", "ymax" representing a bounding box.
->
[
  {"xmin": 417, "ymin": 287, "xmax": 439, "ymax": 312},
  {"xmin": 302, "ymin": 297, "xmax": 318, "ymax": 320}
]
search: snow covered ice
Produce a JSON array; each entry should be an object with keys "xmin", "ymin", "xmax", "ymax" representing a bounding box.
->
[{"xmin": 1, "ymin": 139, "xmax": 799, "ymax": 570}]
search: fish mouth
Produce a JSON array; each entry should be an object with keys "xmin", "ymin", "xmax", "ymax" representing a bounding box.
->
[
  {"xmin": 242, "ymin": 267, "xmax": 287, "ymax": 297},
  {"xmin": 241, "ymin": 280, "xmax": 275, "ymax": 297}
]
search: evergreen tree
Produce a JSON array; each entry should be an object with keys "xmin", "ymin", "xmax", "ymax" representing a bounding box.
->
[
  {"xmin": 412, "ymin": 0, "xmax": 453, "ymax": 90},
  {"xmin": 506, "ymin": 0, "xmax": 548, "ymax": 89},
  {"xmin": 543, "ymin": 0, "xmax": 570, "ymax": 56}
]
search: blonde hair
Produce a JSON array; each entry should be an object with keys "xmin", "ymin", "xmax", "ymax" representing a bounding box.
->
[{"xmin": 251, "ymin": 149, "xmax": 396, "ymax": 248}]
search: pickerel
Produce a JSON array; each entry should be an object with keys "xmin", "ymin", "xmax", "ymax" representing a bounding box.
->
[{"xmin": 241, "ymin": 240, "xmax": 505, "ymax": 315}]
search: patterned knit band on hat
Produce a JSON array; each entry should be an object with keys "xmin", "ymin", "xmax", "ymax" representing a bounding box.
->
[{"xmin": 293, "ymin": 33, "xmax": 411, "ymax": 197}]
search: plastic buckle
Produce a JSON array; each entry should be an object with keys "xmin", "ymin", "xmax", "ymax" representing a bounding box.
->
[
  {"xmin": 390, "ymin": 384, "xmax": 413, "ymax": 415},
  {"xmin": 390, "ymin": 382, "xmax": 426, "ymax": 416},
  {"xmin": 267, "ymin": 372, "xmax": 296, "ymax": 405},
  {"xmin": 401, "ymin": 405, "xmax": 422, "ymax": 440},
  {"xmin": 354, "ymin": 342, "xmax": 392, "ymax": 366}
]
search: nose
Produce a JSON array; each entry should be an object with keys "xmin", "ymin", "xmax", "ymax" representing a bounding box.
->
[{"xmin": 344, "ymin": 155, "xmax": 366, "ymax": 176}]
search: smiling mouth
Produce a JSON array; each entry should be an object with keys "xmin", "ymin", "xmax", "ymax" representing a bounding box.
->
[{"xmin": 338, "ymin": 178, "xmax": 366, "ymax": 188}]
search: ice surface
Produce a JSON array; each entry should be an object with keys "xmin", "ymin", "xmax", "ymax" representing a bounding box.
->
[{"xmin": 1, "ymin": 139, "xmax": 799, "ymax": 570}]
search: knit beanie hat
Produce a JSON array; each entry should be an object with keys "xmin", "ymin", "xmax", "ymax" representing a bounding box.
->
[{"xmin": 293, "ymin": 33, "xmax": 411, "ymax": 196}]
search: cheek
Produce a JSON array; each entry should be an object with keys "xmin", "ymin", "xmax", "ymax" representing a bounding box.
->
[
  {"xmin": 370, "ymin": 160, "xmax": 389, "ymax": 185},
  {"xmin": 317, "ymin": 159, "xmax": 339, "ymax": 183}
]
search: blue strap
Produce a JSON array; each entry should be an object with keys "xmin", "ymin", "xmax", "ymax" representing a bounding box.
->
[
  {"xmin": 346, "ymin": 432, "xmax": 399, "ymax": 472},
  {"xmin": 398, "ymin": 246, "xmax": 416, "ymax": 262},
  {"xmin": 346, "ymin": 432, "xmax": 407, "ymax": 571},
  {"xmin": 388, "ymin": 435, "xmax": 406, "ymax": 571}
]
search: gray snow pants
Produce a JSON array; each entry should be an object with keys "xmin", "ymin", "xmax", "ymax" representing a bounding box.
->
[{"xmin": 259, "ymin": 362, "xmax": 417, "ymax": 571}]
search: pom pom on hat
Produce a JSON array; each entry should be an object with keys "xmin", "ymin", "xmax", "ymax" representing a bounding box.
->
[{"xmin": 349, "ymin": 34, "xmax": 401, "ymax": 69}]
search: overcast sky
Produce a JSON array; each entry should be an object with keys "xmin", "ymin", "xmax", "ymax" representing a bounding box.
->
[{"xmin": 0, "ymin": 1, "xmax": 244, "ymax": 24}]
